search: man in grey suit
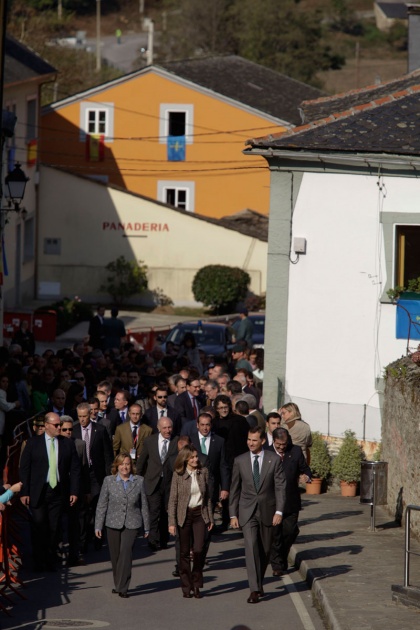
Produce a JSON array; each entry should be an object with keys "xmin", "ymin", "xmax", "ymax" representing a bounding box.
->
[{"xmin": 229, "ymin": 426, "xmax": 286, "ymax": 604}]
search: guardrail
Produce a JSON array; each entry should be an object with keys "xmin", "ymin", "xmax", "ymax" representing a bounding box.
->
[{"xmin": 404, "ymin": 505, "xmax": 420, "ymax": 587}]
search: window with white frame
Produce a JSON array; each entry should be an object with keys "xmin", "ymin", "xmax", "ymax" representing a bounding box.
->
[
  {"xmin": 159, "ymin": 104, "xmax": 194, "ymax": 144},
  {"xmin": 87, "ymin": 108, "xmax": 107, "ymax": 135},
  {"xmin": 79, "ymin": 102, "xmax": 114, "ymax": 142},
  {"xmin": 157, "ymin": 181, "xmax": 195, "ymax": 212}
]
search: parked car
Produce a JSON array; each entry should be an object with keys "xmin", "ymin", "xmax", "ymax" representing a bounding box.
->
[
  {"xmin": 248, "ymin": 313, "xmax": 265, "ymax": 347},
  {"xmin": 161, "ymin": 321, "xmax": 234, "ymax": 358}
]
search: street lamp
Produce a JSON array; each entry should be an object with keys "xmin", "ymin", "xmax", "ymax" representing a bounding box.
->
[{"xmin": 4, "ymin": 162, "xmax": 29, "ymax": 212}]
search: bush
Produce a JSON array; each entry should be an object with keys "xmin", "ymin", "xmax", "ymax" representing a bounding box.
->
[
  {"xmin": 42, "ymin": 296, "xmax": 93, "ymax": 335},
  {"xmin": 192, "ymin": 265, "xmax": 250, "ymax": 314},
  {"xmin": 100, "ymin": 256, "xmax": 148, "ymax": 306},
  {"xmin": 332, "ymin": 430, "xmax": 364, "ymax": 483},
  {"xmin": 310, "ymin": 432, "xmax": 332, "ymax": 479}
]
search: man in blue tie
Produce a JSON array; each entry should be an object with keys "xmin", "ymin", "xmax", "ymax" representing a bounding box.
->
[
  {"xmin": 20, "ymin": 412, "xmax": 81, "ymax": 571},
  {"xmin": 229, "ymin": 426, "xmax": 286, "ymax": 604}
]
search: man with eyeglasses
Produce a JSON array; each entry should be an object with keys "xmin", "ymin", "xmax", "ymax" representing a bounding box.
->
[
  {"xmin": 74, "ymin": 371, "xmax": 91, "ymax": 401},
  {"xmin": 61, "ymin": 416, "xmax": 90, "ymax": 566},
  {"xmin": 143, "ymin": 386, "xmax": 180, "ymax": 434},
  {"xmin": 20, "ymin": 412, "xmax": 81, "ymax": 572}
]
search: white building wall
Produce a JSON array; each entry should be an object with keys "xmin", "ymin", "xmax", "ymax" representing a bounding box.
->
[
  {"xmin": 283, "ymin": 172, "xmax": 420, "ymax": 441},
  {"xmin": 37, "ymin": 167, "xmax": 267, "ymax": 306}
]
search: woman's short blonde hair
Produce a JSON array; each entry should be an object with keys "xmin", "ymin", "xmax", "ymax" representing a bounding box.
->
[
  {"xmin": 174, "ymin": 444, "xmax": 201, "ymax": 475},
  {"xmin": 281, "ymin": 402, "xmax": 301, "ymax": 421},
  {"xmin": 111, "ymin": 452, "xmax": 134, "ymax": 476}
]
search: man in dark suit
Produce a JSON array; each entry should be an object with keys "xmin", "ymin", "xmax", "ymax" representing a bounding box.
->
[
  {"xmin": 174, "ymin": 377, "xmax": 202, "ymax": 428},
  {"xmin": 61, "ymin": 416, "xmax": 90, "ymax": 566},
  {"xmin": 88, "ymin": 305, "xmax": 106, "ymax": 350},
  {"xmin": 229, "ymin": 426, "xmax": 286, "ymax": 604},
  {"xmin": 268, "ymin": 427, "xmax": 311, "ymax": 576},
  {"xmin": 190, "ymin": 412, "xmax": 230, "ymax": 509},
  {"xmin": 20, "ymin": 412, "xmax": 81, "ymax": 571},
  {"xmin": 72, "ymin": 402, "xmax": 113, "ymax": 551},
  {"xmin": 143, "ymin": 386, "xmax": 180, "ymax": 434},
  {"xmin": 136, "ymin": 417, "xmax": 178, "ymax": 551}
]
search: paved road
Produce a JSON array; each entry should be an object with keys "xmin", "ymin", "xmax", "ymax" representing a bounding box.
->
[
  {"xmin": 3, "ymin": 525, "xmax": 324, "ymax": 630},
  {"xmin": 85, "ymin": 32, "xmax": 148, "ymax": 73}
]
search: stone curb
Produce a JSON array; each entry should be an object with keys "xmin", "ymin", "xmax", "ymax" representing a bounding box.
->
[{"xmin": 290, "ymin": 542, "xmax": 343, "ymax": 630}]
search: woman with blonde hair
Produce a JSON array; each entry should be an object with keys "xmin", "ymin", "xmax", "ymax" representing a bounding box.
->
[
  {"xmin": 168, "ymin": 444, "xmax": 213, "ymax": 598},
  {"xmin": 280, "ymin": 402, "xmax": 312, "ymax": 463},
  {"xmin": 95, "ymin": 452, "xmax": 149, "ymax": 598}
]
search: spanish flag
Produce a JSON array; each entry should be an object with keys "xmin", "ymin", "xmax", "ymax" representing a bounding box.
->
[{"xmin": 85, "ymin": 134, "xmax": 105, "ymax": 162}]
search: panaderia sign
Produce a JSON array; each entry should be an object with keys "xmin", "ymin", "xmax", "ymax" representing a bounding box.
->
[{"xmin": 102, "ymin": 222, "xmax": 169, "ymax": 232}]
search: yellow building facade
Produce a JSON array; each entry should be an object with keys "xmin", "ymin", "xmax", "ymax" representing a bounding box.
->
[{"xmin": 40, "ymin": 65, "xmax": 290, "ymax": 218}]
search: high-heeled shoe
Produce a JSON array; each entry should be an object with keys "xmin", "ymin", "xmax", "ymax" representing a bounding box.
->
[{"xmin": 193, "ymin": 588, "xmax": 202, "ymax": 599}]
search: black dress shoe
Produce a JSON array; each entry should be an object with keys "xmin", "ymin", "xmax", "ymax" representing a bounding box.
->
[
  {"xmin": 247, "ymin": 591, "xmax": 260, "ymax": 604},
  {"xmin": 119, "ymin": 592, "xmax": 129, "ymax": 598},
  {"xmin": 160, "ymin": 543, "xmax": 168, "ymax": 550},
  {"xmin": 183, "ymin": 592, "xmax": 193, "ymax": 598},
  {"xmin": 112, "ymin": 589, "xmax": 118, "ymax": 594},
  {"xmin": 172, "ymin": 568, "xmax": 180, "ymax": 577},
  {"xmin": 272, "ymin": 569, "xmax": 283, "ymax": 577},
  {"xmin": 148, "ymin": 541, "xmax": 159, "ymax": 552},
  {"xmin": 193, "ymin": 588, "xmax": 202, "ymax": 599}
]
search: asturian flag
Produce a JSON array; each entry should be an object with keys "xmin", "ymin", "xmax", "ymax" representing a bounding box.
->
[{"xmin": 167, "ymin": 135, "xmax": 186, "ymax": 161}]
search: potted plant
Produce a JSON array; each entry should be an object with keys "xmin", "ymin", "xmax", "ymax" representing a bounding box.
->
[
  {"xmin": 306, "ymin": 432, "xmax": 331, "ymax": 495},
  {"xmin": 332, "ymin": 430, "xmax": 364, "ymax": 497}
]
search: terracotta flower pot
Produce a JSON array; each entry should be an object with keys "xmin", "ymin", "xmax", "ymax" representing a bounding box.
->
[
  {"xmin": 340, "ymin": 480, "xmax": 357, "ymax": 497},
  {"xmin": 305, "ymin": 478, "xmax": 322, "ymax": 495}
]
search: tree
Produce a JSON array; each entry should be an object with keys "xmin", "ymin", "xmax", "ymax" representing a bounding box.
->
[
  {"xmin": 192, "ymin": 265, "xmax": 250, "ymax": 313},
  {"xmin": 100, "ymin": 256, "xmax": 148, "ymax": 306},
  {"xmin": 231, "ymin": 0, "xmax": 345, "ymax": 84},
  {"xmin": 161, "ymin": 0, "xmax": 235, "ymax": 59}
]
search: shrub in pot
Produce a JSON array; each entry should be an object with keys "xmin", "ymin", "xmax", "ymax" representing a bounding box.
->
[
  {"xmin": 332, "ymin": 430, "xmax": 364, "ymax": 497},
  {"xmin": 306, "ymin": 432, "xmax": 331, "ymax": 494}
]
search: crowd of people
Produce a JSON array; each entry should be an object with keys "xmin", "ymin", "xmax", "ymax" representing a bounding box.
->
[{"xmin": 0, "ymin": 306, "xmax": 313, "ymax": 602}]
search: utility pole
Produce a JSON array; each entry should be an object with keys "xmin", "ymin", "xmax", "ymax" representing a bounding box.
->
[
  {"xmin": 146, "ymin": 19, "xmax": 154, "ymax": 66},
  {"xmin": 96, "ymin": 0, "xmax": 101, "ymax": 72}
]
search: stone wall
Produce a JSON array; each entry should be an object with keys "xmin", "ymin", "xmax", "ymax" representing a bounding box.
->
[{"xmin": 383, "ymin": 357, "xmax": 420, "ymax": 537}]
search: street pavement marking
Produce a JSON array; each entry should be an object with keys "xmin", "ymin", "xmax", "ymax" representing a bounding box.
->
[
  {"xmin": 282, "ymin": 573, "xmax": 318, "ymax": 630},
  {"xmin": 4, "ymin": 620, "xmax": 110, "ymax": 629}
]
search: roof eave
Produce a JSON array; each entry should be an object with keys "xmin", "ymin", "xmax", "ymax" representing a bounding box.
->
[{"xmin": 243, "ymin": 146, "xmax": 420, "ymax": 173}]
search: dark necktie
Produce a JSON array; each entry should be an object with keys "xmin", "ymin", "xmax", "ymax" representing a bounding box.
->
[
  {"xmin": 192, "ymin": 397, "xmax": 198, "ymax": 419},
  {"xmin": 253, "ymin": 455, "xmax": 260, "ymax": 492},
  {"xmin": 160, "ymin": 409, "xmax": 165, "ymax": 418},
  {"xmin": 132, "ymin": 425, "xmax": 138, "ymax": 445},
  {"xmin": 161, "ymin": 439, "xmax": 168, "ymax": 463},
  {"xmin": 120, "ymin": 411, "xmax": 126, "ymax": 423}
]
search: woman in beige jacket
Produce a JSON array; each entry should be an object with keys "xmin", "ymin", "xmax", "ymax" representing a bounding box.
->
[{"xmin": 168, "ymin": 444, "xmax": 213, "ymax": 599}]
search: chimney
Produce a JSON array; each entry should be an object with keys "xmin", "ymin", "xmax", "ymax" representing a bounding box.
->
[{"xmin": 408, "ymin": 4, "xmax": 420, "ymax": 72}]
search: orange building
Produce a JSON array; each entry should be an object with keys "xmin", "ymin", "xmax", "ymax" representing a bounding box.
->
[{"xmin": 40, "ymin": 56, "xmax": 323, "ymax": 218}]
